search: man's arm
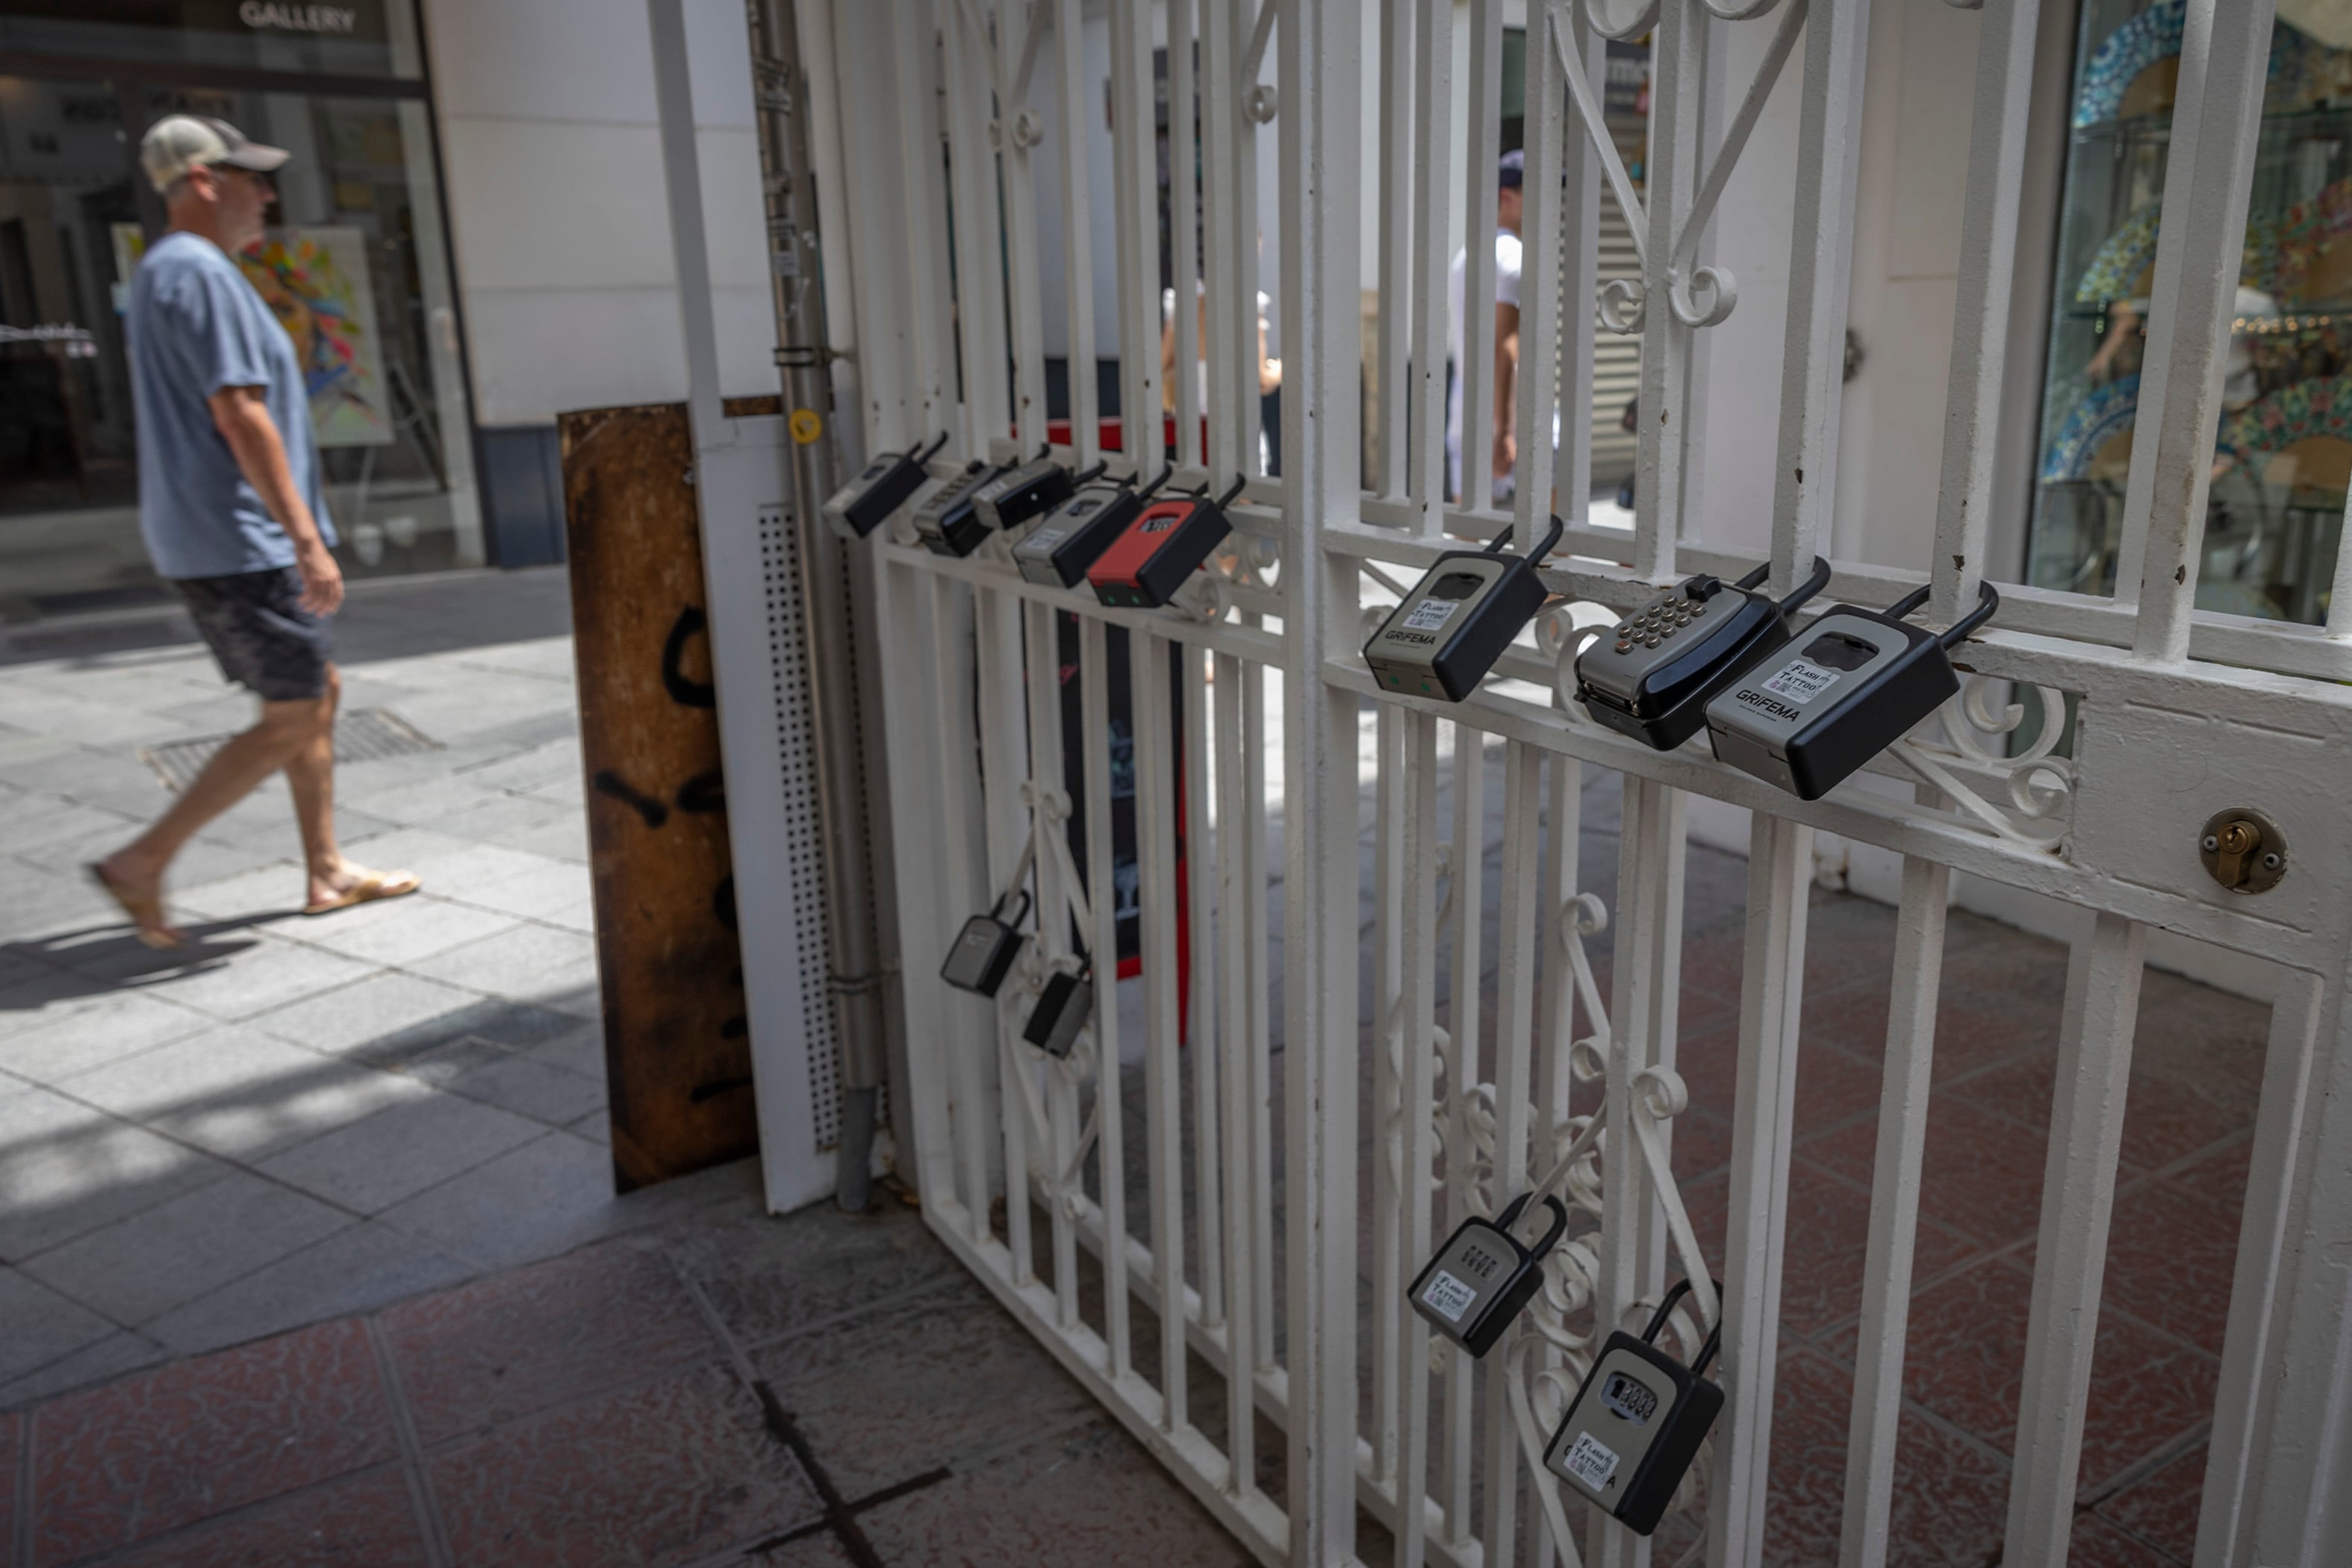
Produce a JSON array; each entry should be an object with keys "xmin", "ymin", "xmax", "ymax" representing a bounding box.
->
[
  {"xmin": 209, "ymin": 385, "xmax": 342, "ymax": 614},
  {"xmin": 1491, "ymin": 300, "xmax": 1520, "ymax": 485}
]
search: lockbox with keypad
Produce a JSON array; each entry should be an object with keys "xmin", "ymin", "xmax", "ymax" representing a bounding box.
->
[
  {"xmin": 1407, "ymin": 1191, "xmax": 1568, "ymax": 1357},
  {"xmin": 1363, "ymin": 516, "xmax": 1564, "ymax": 703},
  {"xmin": 1022, "ymin": 966, "xmax": 1092, "ymax": 1058},
  {"xmin": 1575, "ymin": 558, "xmax": 1829, "ymax": 750},
  {"xmin": 939, "ymin": 889, "xmax": 1030, "ymax": 998},
  {"xmin": 1541, "ymin": 1278, "xmax": 1723, "ymax": 1536},
  {"xmin": 1706, "ymin": 579, "xmax": 1997, "ymax": 802},
  {"xmin": 1014, "ymin": 470, "xmax": 1169, "ymax": 587},
  {"xmin": 821, "ymin": 432, "xmax": 947, "ymax": 540},
  {"xmin": 912, "ymin": 459, "xmax": 1001, "ymax": 558},
  {"xmin": 1088, "ymin": 476, "xmax": 1244, "ymax": 609},
  {"xmin": 972, "ymin": 455, "xmax": 1080, "ymax": 532}
]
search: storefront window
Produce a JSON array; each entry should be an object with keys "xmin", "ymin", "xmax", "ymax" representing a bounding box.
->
[
  {"xmin": 2031, "ymin": 1, "xmax": 2352, "ymax": 623},
  {"xmin": 0, "ymin": 1, "xmax": 415, "ymax": 83},
  {"xmin": 0, "ymin": 0, "xmax": 478, "ymax": 622}
]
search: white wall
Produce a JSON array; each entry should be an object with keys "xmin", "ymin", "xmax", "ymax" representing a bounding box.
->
[{"xmin": 423, "ymin": 0, "xmax": 777, "ymax": 426}]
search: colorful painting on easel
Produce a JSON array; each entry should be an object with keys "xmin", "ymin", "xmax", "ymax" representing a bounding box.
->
[{"xmin": 238, "ymin": 226, "xmax": 393, "ymax": 448}]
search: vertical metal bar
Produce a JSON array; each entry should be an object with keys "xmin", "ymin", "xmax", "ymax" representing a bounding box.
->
[
  {"xmin": 1479, "ymin": 741, "xmax": 1543, "ymax": 1566},
  {"xmin": 1278, "ymin": 1, "xmax": 1366, "ymax": 1552},
  {"xmin": 1110, "ymin": 0, "xmax": 1163, "ymax": 470},
  {"xmin": 1370, "ymin": 702, "xmax": 1407, "ymax": 1487},
  {"xmin": 1629, "ymin": 1, "xmax": 1702, "ymax": 582},
  {"xmin": 1216, "ymin": 650, "xmax": 1258, "ymax": 1499},
  {"xmin": 2121, "ymin": 1, "xmax": 2276, "ymax": 658},
  {"xmin": 1554, "ymin": 12, "xmax": 1602, "ymax": 532},
  {"xmin": 1407, "ymin": 0, "xmax": 1454, "ymax": 530},
  {"xmin": 998, "ymin": 6, "xmax": 1051, "ymax": 448},
  {"xmin": 2194, "ymin": 972, "xmax": 2322, "ymax": 1566},
  {"xmin": 1837, "ymin": 853, "xmax": 1952, "ymax": 1568},
  {"xmin": 1026, "ymin": 600, "xmax": 1080, "ymax": 1326},
  {"xmin": 944, "ymin": 0, "xmax": 1014, "ymax": 456},
  {"xmin": 1460, "ymin": 0, "xmax": 1502, "ymax": 513},
  {"xmin": 1928, "ymin": 0, "xmax": 2041, "ymax": 625},
  {"xmin": 1531, "ymin": 747, "xmax": 1583, "ymax": 1568},
  {"xmin": 1767, "ymin": 0, "xmax": 1873, "ymax": 594},
  {"xmin": 974, "ymin": 588, "xmax": 1033, "ymax": 1278},
  {"xmin": 1439, "ymin": 727, "xmax": 1485, "ymax": 1548},
  {"xmin": 1201, "ymin": 0, "xmax": 1245, "ymax": 482},
  {"xmin": 1055, "ymin": 0, "xmax": 1101, "ymax": 467},
  {"xmin": 933, "ymin": 578, "xmax": 995, "ymax": 1241},
  {"xmin": 2001, "ymin": 913, "xmax": 2149, "ymax": 1568},
  {"xmin": 1375, "ymin": 0, "xmax": 1413, "ymax": 500},
  {"xmin": 1396, "ymin": 711, "xmax": 1441, "ymax": 1568},
  {"xmin": 895, "ymin": 0, "xmax": 959, "ymax": 439},
  {"xmin": 646, "ymin": 0, "xmax": 725, "ymax": 439},
  {"xmin": 1080, "ymin": 615, "xmax": 1133, "ymax": 1376},
  {"xmin": 1172, "ymin": 0, "xmax": 1203, "ymax": 469},
  {"xmin": 1511, "ymin": 2, "xmax": 1566, "ymax": 537},
  {"xmin": 1245, "ymin": 656, "xmax": 1275, "ymax": 1372},
  {"xmin": 1133, "ymin": 629, "xmax": 1190, "ymax": 1428},
  {"xmin": 1181, "ymin": 640, "xmax": 1225, "ymax": 1329}
]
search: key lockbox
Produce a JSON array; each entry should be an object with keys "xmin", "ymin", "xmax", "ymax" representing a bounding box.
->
[
  {"xmin": 1013, "ymin": 469, "xmax": 1170, "ymax": 588},
  {"xmin": 1022, "ymin": 965, "xmax": 1092, "ymax": 1059},
  {"xmin": 1706, "ymin": 579, "xmax": 1998, "ymax": 802},
  {"xmin": 1088, "ymin": 476, "xmax": 1245, "ymax": 609},
  {"xmin": 972, "ymin": 453, "xmax": 1084, "ymax": 533},
  {"xmin": 912, "ymin": 459, "xmax": 1001, "ymax": 558},
  {"xmin": 939, "ymin": 889, "xmax": 1030, "ymax": 998},
  {"xmin": 821, "ymin": 432, "xmax": 948, "ymax": 540},
  {"xmin": 1363, "ymin": 515, "xmax": 1564, "ymax": 703},
  {"xmin": 1542, "ymin": 1278, "xmax": 1724, "ymax": 1537},
  {"xmin": 1575, "ymin": 557, "xmax": 1831, "ymax": 750},
  {"xmin": 1407, "ymin": 1190, "xmax": 1569, "ymax": 1357}
]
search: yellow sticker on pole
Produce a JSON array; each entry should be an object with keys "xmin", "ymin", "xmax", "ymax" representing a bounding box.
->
[{"xmin": 789, "ymin": 408, "xmax": 823, "ymax": 445}]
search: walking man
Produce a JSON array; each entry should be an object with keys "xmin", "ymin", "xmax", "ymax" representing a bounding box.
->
[{"xmin": 92, "ymin": 115, "xmax": 416, "ymax": 948}]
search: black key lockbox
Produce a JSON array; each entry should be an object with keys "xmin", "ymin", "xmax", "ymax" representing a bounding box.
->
[
  {"xmin": 1575, "ymin": 557, "xmax": 1831, "ymax": 750},
  {"xmin": 1022, "ymin": 965, "xmax": 1092, "ymax": 1058},
  {"xmin": 1706, "ymin": 580, "xmax": 1998, "ymax": 801},
  {"xmin": 1542, "ymin": 1278, "xmax": 1724, "ymax": 1537},
  {"xmin": 912, "ymin": 459, "xmax": 1001, "ymax": 558},
  {"xmin": 821, "ymin": 432, "xmax": 948, "ymax": 539},
  {"xmin": 1013, "ymin": 469, "xmax": 1170, "ymax": 588},
  {"xmin": 1363, "ymin": 516, "xmax": 1564, "ymax": 703},
  {"xmin": 939, "ymin": 889, "xmax": 1030, "ymax": 998},
  {"xmin": 972, "ymin": 454, "xmax": 1081, "ymax": 533},
  {"xmin": 1407, "ymin": 1190, "xmax": 1569, "ymax": 1357}
]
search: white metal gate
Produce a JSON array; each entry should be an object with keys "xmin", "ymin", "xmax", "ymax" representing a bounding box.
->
[{"xmin": 805, "ymin": 1, "xmax": 2352, "ymax": 1563}]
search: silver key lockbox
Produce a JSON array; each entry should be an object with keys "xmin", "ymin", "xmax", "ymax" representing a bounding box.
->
[
  {"xmin": 1407, "ymin": 1191, "xmax": 1568, "ymax": 1357},
  {"xmin": 1542, "ymin": 1278, "xmax": 1723, "ymax": 1536}
]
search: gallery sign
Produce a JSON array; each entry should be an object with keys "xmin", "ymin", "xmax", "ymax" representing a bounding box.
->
[{"xmin": 237, "ymin": 2, "xmax": 360, "ymax": 34}]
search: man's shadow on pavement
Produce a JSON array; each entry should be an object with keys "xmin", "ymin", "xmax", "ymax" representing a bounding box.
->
[{"xmin": 1, "ymin": 910, "xmax": 294, "ymax": 1008}]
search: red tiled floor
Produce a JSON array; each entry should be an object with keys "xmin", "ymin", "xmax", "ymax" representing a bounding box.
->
[
  {"xmin": 857, "ymin": 1415, "xmax": 1249, "ymax": 1567},
  {"xmin": 1762, "ymin": 1348, "xmax": 2011, "ymax": 1567},
  {"xmin": 96, "ymin": 1464, "xmax": 428, "ymax": 1568},
  {"xmin": 1950, "ymin": 1054, "xmax": 2246, "ymax": 1176},
  {"xmin": 429, "ymin": 1361, "xmax": 821, "ymax": 1567},
  {"xmin": 1681, "ymin": 1160, "xmax": 1982, "ymax": 1340},
  {"xmin": 1, "ymin": 1411, "xmax": 16, "ymax": 1554},
  {"xmin": 31, "ymin": 1318, "xmax": 396, "ymax": 1567},
  {"xmin": 383, "ymin": 1239, "xmax": 718, "ymax": 1446},
  {"xmin": 1670, "ymin": 1021, "xmax": 1882, "ymax": 1142},
  {"xmin": 1667, "ymin": 1104, "xmax": 1736, "ymax": 1186},
  {"xmin": 2096, "ymin": 1440, "xmax": 2206, "ymax": 1564},
  {"xmin": 2101, "ymin": 1178, "xmax": 2243, "ymax": 1352},
  {"xmin": 1809, "ymin": 980, "xmax": 2056, "ymax": 1084},
  {"xmin": 1807, "ymin": 1095, "xmax": 2052, "ymax": 1249},
  {"xmin": 2170, "ymin": 1132, "xmax": 2253, "ymax": 1210},
  {"xmin": 1835, "ymin": 1256, "xmax": 2219, "ymax": 1493},
  {"xmin": 2070, "ymin": 1509, "xmax": 2183, "ymax": 1567}
]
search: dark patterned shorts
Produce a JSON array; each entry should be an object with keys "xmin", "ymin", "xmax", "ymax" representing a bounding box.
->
[{"xmin": 174, "ymin": 567, "xmax": 334, "ymax": 703}]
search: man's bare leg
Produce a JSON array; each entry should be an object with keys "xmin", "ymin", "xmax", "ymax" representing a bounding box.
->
[
  {"xmin": 284, "ymin": 665, "xmax": 349, "ymax": 906},
  {"xmin": 97, "ymin": 690, "xmax": 334, "ymax": 943}
]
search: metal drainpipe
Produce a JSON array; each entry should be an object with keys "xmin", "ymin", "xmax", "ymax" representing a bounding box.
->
[{"xmin": 744, "ymin": 0, "xmax": 886, "ymax": 1213}]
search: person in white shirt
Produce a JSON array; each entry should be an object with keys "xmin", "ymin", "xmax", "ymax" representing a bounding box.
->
[{"xmin": 1448, "ymin": 149, "xmax": 1525, "ymax": 505}]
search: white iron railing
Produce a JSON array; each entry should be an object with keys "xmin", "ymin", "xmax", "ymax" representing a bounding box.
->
[{"xmin": 812, "ymin": 1, "xmax": 2352, "ymax": 1565}]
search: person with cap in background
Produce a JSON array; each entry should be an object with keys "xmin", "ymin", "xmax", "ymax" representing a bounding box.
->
[
  {"xmin": 1448, "ymin": 148, "xmax": 1528, "ymax": 507},
  {"xmin": 90, "ymin": 115, "xmax": 417, "ymax": 948}
]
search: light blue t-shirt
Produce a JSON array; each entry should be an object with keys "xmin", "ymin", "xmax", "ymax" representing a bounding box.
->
[{"xmin": 125, "ymin": 231, "xmax": 335, "ymax": 580}]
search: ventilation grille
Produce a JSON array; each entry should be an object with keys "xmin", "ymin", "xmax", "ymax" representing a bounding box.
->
[
  {"xmin": 757, "ymin": 503, "xmax": 844, "ymax": 1151},
  {"xmin": 140, "ymin": 708, "xmax": 439, "ymax": 792}
]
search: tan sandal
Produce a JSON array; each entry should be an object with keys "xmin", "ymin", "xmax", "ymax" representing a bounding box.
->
[
  {"xmin": 87, "ymin": 862, "xmax": 184, "ymax": 949},
  {"xmin": 303, "ymin": 867, "xmax": 422, "ymax": 917}
]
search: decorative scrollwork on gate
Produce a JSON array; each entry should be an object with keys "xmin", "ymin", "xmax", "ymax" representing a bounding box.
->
[{"xmin": 1888, "ymin": 674, "xmax": 2076, "ymax": 850}]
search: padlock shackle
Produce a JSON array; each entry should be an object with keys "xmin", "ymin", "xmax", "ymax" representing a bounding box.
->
[
  {"xmin": 1483, "ymin": 514, "xmax": 1567, "ymax": 564},
  {"xmin": 914, "ymin": 430, "xmax": 951, "ymax": 464},
  {"xmin": 1640, "ymin": 1277, "xmax": 1725, "ymax": 1378},
  {"xmin": 1071, "ymin": 459, "xmax": 1109, "ymax": 485},
  {"xmin": 1213, "ymin": 473, "xmax": 1248, "ymax": 510},
  {"xmin": 1776, "ymin": 555, "xmax": 1833, "ymax": 615},
  {"xmin": 1883, "ymin": 578, "xmax": 1998, "ymax": 647},
  {"xmin": 1495, "ymin": 1190, "xmax": 1570, "ymax": 1258},
  {"xmin": 987, "ymin": 886, "xmax": 1033, "ymax": 929},
  {"xmin": 1134, "ymin": 466, "xmax": 1173, "ymax": 500}
]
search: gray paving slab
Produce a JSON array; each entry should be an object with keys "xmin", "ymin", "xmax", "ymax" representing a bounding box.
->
[
  {"xmin": 140, "ymin": 1218, "xmax": 479, "ymax": 1357},
  {"xmin": 426, "ymin": 792, "xmax": 579, "ymax": 846},
  {"xmin": 444, "ymin": 1053, "xmax": 605, "ymax": 1128},
  {"xmin": 333, "ymin": 772, "xmax": 520, "ymax": 830},
  {"xmin": 0, "ymin": 1327, "xmax": 166, "ymax": 1409},
  {"xmin": 0, "ymin": 1265, "xmax": 116, "ymax": 1383},
  {"xmin": 255, "ymin": 1092, "xmax": 546, "ymax": 1213},
  {"xmin": 524, "ymin": 1023, "xmax": 606, "ymax": 1079},
  {"xmin": 408, "ymin": 920, "xmax": 599, "ymax": 1002},
  {"xmin": 247, "ymin": 969, "xmax": 484, "ymax": 1057},
  {"xmin": 61, "ymin": 1024, "xmax": 430, "ymax": 1162},
  {"xmin": 19, "ymin": 1168, "xmax": 354, "ymax": 1326},
  {"xmin": 501, "ymin": 815, "xmax": 591, "ymax": 865},
  {"xmin": 0, "ymin": 990, "xmax": 214, "ymax": 1083},
  {"xmin": 0, "ymin": 800, "xmax": 137, "ymax": 856},
  {"xmin": 451, "ymin": 739, "xmax": 582, "ymax": 794},
  {"xmin": 105, "ymin": 933, "xmax": 382, "ymax": 1021},
  {"xmin": 0, "ymin": 1087, "xmax": 236, "ymax": 1259},
  {"xmin": 169, "ymin": 862, "xmax": 316, "ymax": 921},
  {"xmin": 0, "ymin": 865, "xmax": 117, "ymax": 942},
  {"xmin": 455, "ymin": 861, "xmax": 594, "ymax": 924},
  {"xmin": 272, "ymin": 895, "xmax": 517, "ymax": 972}
]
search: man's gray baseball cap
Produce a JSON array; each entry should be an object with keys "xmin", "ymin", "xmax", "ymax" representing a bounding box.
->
[{"xmin": 140, "ymin": 115, "xmax": 290, "ymax": 193}]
